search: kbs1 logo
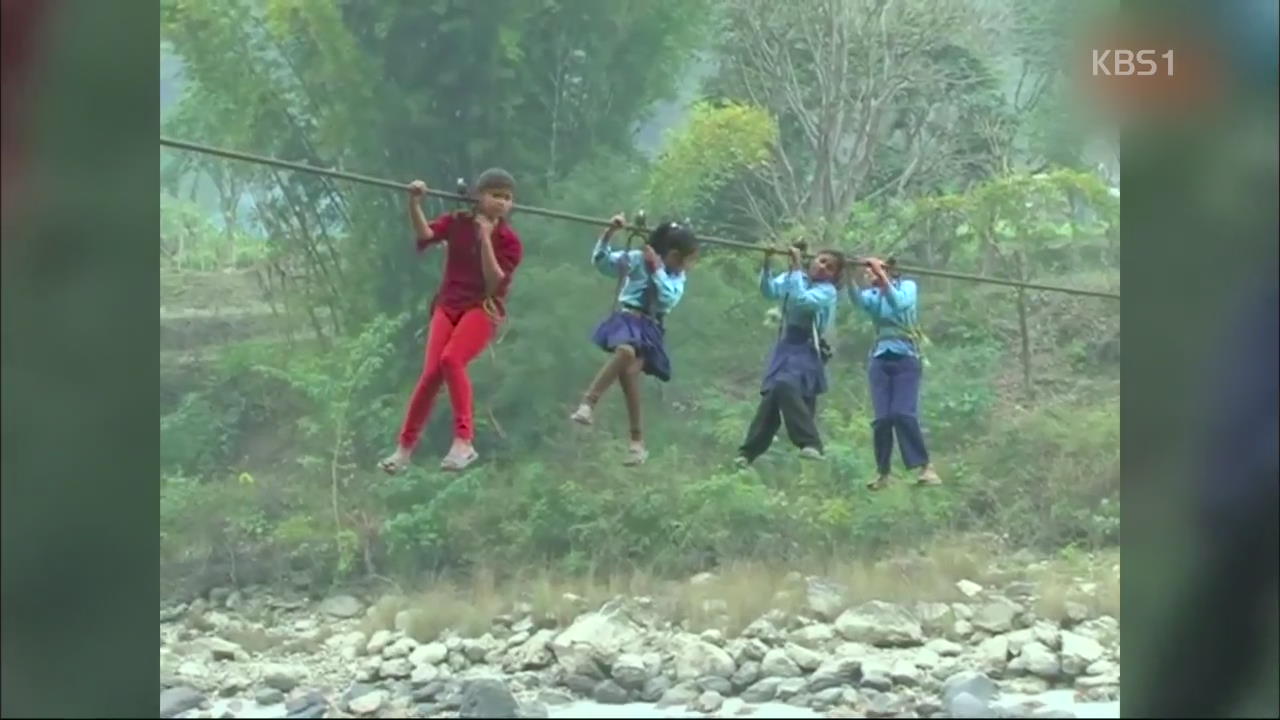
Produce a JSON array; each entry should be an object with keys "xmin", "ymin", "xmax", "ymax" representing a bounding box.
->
[{"xmin": 1092, "ymin": 49, "xmax": 1175, "ymax": 77}]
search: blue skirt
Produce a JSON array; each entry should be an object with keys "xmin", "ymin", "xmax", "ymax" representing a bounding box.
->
[
  {"xmin": 761, "ymin": 324, "xmax": 828, "ymax": 397},
  {"xmin": 591, "ymin": 310, "xmax": 672, "ymax": 382}
]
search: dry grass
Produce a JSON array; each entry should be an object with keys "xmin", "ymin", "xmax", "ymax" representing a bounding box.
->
[{"xmin": 357, "ymin": 539, "xmax": 1118, "ymax": 641}]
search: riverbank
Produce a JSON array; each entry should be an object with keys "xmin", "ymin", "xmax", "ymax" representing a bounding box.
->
[{"xmin": 161, "ymin": 550, "xmax": 1119, "ymax": 718}]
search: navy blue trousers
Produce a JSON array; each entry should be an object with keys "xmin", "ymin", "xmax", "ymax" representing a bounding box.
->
[{"xmin": 868, "ymin": 352, "xmax": 930, "ymax": 474}]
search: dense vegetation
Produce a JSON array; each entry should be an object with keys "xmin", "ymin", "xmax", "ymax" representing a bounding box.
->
[{"xmin": 160, "ymin": 0, "xmax": 1118, "ymax": 597}]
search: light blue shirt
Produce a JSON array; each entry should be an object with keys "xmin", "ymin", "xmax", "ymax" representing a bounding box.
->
[
  {"xmin": 761, "ymin": 269, "xmax": 838, "ymax": 334},
  {"xmin": 592, "ymin": 238, "xmax": 686, "ymax": 316},
  {"xmin": 850, "ymin": 278, "xmax": 920, "ymax": 357}
]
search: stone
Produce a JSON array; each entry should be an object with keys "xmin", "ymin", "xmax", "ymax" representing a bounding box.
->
[
  {"xmin": 537, "ymin": 689, "xmax": 573, "ymax": 706},
  {"xmin": 349, "ymin": 689, "xmax": 387, "ymax": 715},
  {"xmin": 741, "ymin": 677, "xmax": 781, "ymax": 703},
  {"xmin": 810, "ymin": 686, "xmax": 845, "ymax": 709},
  {"xmin": 722, "ymin": 697, "xmax": 747, "ymax": 715},
  {"xmin": 761, "ymin": 648, "xmax": 802, "ymax": 678},
  {"xmin": 254, "ymin": 688, "xmax": 284, "ymax": 705},
  {"xmin": 890, "ymin": 659, "xmax": 922, "ymax": 686},
  {"xmin": 319, "ymin": 594, "xmax": 364, "ymax": 619},
  {"xmin": 205, "ymin": 638, "xmax": 243, "ymax": 662},
  {"xmin": 784, "ymin": 642, "xmax": 823, "ymax": 672},
  {"xmin": 916, "ymin": 602, "xmax": 955, "ymax": 634},
  {"xmin": 776, "ymin": 677, "xmax": 807, "ymax": 699},
  {"xmin": 948, "ymin": 691, "xmax": 996, "ymax": 718},
  {"xmin": 611, "ymin": 652, "xmax": 650, "ymax": 689},
  {"xmin": 951, "ymin": 619, "xmax": 975, "ymax": 641},
  {"xmin": 865, "ymin": 690, "xmax": 907, "ymax": 718},
  {"xmin": 698, "ymin": 675, "xmax": 733, "ymax": 696},
  {"xmin": 592, "ymin": 679, "xmax": 629, "ymax": 704},
  {"xmin": 160, "ymin": 687, "xmax": 204, "ymax": 718},
  {"xmin": 978, "ymin": 635, "xmax": 1010, "ymax": 676},
  {"xmin": 742, "ymin": 616, "xmax": 785, "ymax": 645},
  {"xmin": 548, "ymin": 607, "xmax": 641, "ymax": 675},
  {"xmin": 1063, "ymin": 601, "xmax": 1090, "ymax": 624},
  {"xmin": 564, "ymin": 674, "xmax": 599, "ymax": 696},
  {"xmin": 835, "ymin": 601, "xmax": 924, "ymax": 647},
  {"xmin": 926, "ymin": 638, "xmax": 964, "ymax": 657},
  {"xmin": 410, "ymin": 663, "xmax": 440, "ymax": 686},
  {"xmin": 788, "ymin": 623, "xmax": 836, "ymax": 649},
  {"xmin": 261, "ymin": 664, "xmax": 305, "ymax": 692},
  {"xmin": 691, "ymin": 690, "xmax": 725, "ymax": 713},
  {"xmin": 639, "ymin": 675, "xmax": 672, "ymax": 703},
  {"xmin": 1060, "ymin": 631, "xmax": 1105, "ymax": 676},
  {"xmin": 459, "ymin": 678, "xmax": 519, "ymax": 718},
  {"xmin": 731, "ymin": 660, "xmax": 761, "ymax": 690},
  {"xmin": 408, "ymin": 640, "xmax": 446, "ymax": 667},
  {"xmin": 700, "ymin": 628, "xmax": 725, "ymax": 646},
  {"xmin": 807, "ymin": 656, "xmax": 861, "ymax": 692},
  {"xmin": 941, "ymin": 671, "xmax": 998, "ymax": 707},
  {"xmin": 672, "ymin": 636, "xmax": 736, "ymax": 680},
  {"xmin": 384, "ymin": 637, "xmax": 418, "ymax": 659},
  {"xmin": 366, "ymin": 630, "xmax": 393, "ymax": 656},
  {"xmin": 803, "ymin": 578, "xmax": 847, "ymax": 621},
  {"xmin": 380, "ymin": 658, "xmax": 413, "ymax": 679},
  {"xmin": 1019, "ymin": 641, "xmax": 1061, "ymax": 679},
  {"xmin": 285, "ymin": 691, "xmax": 328, "ymax": 718},
  {"xmin": 655, "ymin": 682, "xmax": 700, "ymax": 708},
  {"xmin": 973, "ymin": 598, "xmax": 1020, "ymax": 634},
  {"xmin": 518, "ymin": 701, "xmax": 550, "ymax": 718},
  {"xmin": 859, "ymin": 660, "xmax": 892, "ymax": 691}
]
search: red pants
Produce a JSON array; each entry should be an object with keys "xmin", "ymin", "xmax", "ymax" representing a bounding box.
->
[{"xmin": 397, "ymin": 305, "xmax": 495, "ymax": 448}]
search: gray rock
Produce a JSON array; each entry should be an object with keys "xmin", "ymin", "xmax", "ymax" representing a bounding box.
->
[
  {"xmin": 460, "ymin": 678, "xmax": 519, "ymax": 718},
  {"xmin": 366, "ymin": 630, "xmax": 394, "ymax": 656},
  {"xmin": 319, "ymin": 594, "xmax": 364, "ymax": 619},
  {"xmin": 655, "ymin": 682, "xmax": 700, "ymax": 708},
  {"xmin": 384, "ymin": 636, "xmax": 418, "ymax": 659},
  {"xmin": 973, "ymin": 598, "xmax": 1020, "ymax": 634},
  {"xmin": 592, "ymin": 679, "xmax": 629, "ymax": 704},
  {"xmin": 761, "ymin": 648, "xmax": 802, "ymax": 678},
  {"xmin": 518, "ymin": 701, "xmax": 550, "ymax": 719},
  {"xmin": 692, "ymin": 690, "xmax": 725, "ymax": 713},
  {"xmin": 254, "ymin": 688, "xmax": 284, "ymax": 705},
  {"xmin": 413, "ymin": 641, "xmax": 449, "ymax": 666},
  {"xmin": 742, "ymin": 616, "xmax": 785, "ymax": 645},
  {"xmin": 807, "ymin": 655, "xmax": 860, "ymax": 692},
  {"xmin": 1060, "ymin": 631, "xmax": 1105, "ymax": 676},
  {"xmin": 348, "ymin": 689, "xmax": 387, "ymax": 715},
  {"xmin": 416, "ymin": 703, "xmax": 441, "ymax": 717},
  {"xmin": 262, "ymin": 664, "xmax": 306, "ymax": 692},
  {"xmin": 835, "ymin": 601, "xmax": 924, "ymax": 647},
  {"xmin": 698, "ymin": 675, "xmax": 733, "ymax": 696},
  {"xmin": 564, "ymin": 673, "xmax": 599, "ymax": 696},
  {"xmin": 978, "ymin": 635, "xmax": 1010, "ymax": 676},
  {"xmin": 549, "ymin": 606, "xmax": 642, "ymax": 674},
  {"xmin": 731, "ymin": 660, "xmax": 761, "ymax": 690},
  {"xmin": 673, "ymin": 636, "xmax": 736, "ymax": 680},
  {"xmin": 413, "ymin": 681, "xmax": 447, "ymax": 702},
  {"xmin": 776, "ymin": 677, "xmax": 807, "ymax": 700},
  {"xmin": 926, "ymin": 638, "xmax": 964, "ymax": 657},
  {"xmin": 890, "ymin": 658, "xmax": 923, "ymax": 686},
  {"xmin": 741, "ymin": 677, "xmax": 781, "ymax": 703},
  {"xmin": 859, "ymin": 660, "xmax": 893, "ymax": 691},
  {"xmin": 916, "ymin": 602, "xmax": 956, "ymax": 634},
  {"xmin": 788, "ymin": 691, "xmax": 814, "ymax": 708},
  {"xmin": 160, "ymin": 687, "xmax": 204, "ymax": 718},
  {"xmin": 788, "ymin": 623, "xmax": 836, "ymax": 649},
  {"xmin": 639, "ymin": 675, "xmax": 672, "ymax": 703},
  {"xmin": 610, "ymin": 652, "xmax": 650, "ymax": 690},
  {"xmin": 784, "ymin": 642, "xmax": 823, "ymax": 672},
  {"xmin": 866, "ymin": 690, "xmax": 907, "ymax": 718},
  {"xmin": 810, "ymin": 687, "xmax": 845, "ymax": 709},
  {"xmin": 537, "ymin": 689, "xmax": 573, "ymax": 706},
  {"xmin": 949, "ymin": 691, "xmax": 997, "ymax": 718},
  {"xmin": 1020, "ymin": 641, "xmax": 1062, "ymax": 679},
  {"xmin": 942, "ymin": 671, "xmax": 998, "ymax": 707},
  {"xmin": 381, "ymin": 658, "xmax": 413, "ymax": 679},
  {"xmin": 803, "ymin": 578, "xmax": 847, "ymax": 621},
  {"xmin": 410, "ymin": 662, "xmax": 440, "ymax": 686},
  {"xmin": 284, "ymin": 691, "xmax": 328, "ymax": 718}
]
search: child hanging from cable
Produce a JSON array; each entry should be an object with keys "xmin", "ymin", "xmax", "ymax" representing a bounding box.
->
[
  {"xmin": 379, "ymin": 169, "xmax": 523, "ymax": 475},
  {"xmin": 735, "ymin": 243, "xmax": 844, "ymax": 467},
  {"xmin": 569, "ymin": 213, "xmax": 699, "ymax": 466},
  {"xmin": 848, "ymin": 256, "xmax": 941, "ymax": 489}
]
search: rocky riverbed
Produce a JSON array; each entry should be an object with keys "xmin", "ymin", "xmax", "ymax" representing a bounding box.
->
[{"xmin": 160, "ymin": 575, "xmax": 1120, "ymax": 719}]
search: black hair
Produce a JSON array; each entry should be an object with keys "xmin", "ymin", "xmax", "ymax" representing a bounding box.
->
[
  {"xmin": 648, "ymin": 219, "xmax": 699, "ymax": 258},
  {"xmin": 814, "ymin": 248, "xmax": 847, "ymax": 284},
  {"xmin": 472, "ymin": 168, "xmax": 516, "ymax": 195}
]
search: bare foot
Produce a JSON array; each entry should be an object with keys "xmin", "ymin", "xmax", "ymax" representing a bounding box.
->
[
  {"xmin": 441, "ymin": 441, "xmax": 479, "ymax": 472},
  {"xmin": 379, "ymin": 447, "xmax": 412, "ymax": 475}
]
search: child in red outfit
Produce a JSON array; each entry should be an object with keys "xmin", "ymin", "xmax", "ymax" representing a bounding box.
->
[{"xmin": 379, "ymin": 169, "xmax": 522, "ymax": 474}]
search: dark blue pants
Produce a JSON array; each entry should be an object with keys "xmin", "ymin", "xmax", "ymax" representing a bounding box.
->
[{"xmin": 868, "ymin": 352, "xmax": 930, "ymax": 474}]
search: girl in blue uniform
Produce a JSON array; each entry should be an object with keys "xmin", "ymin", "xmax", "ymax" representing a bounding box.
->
[
  {"xmin": 849, "ymin": 257, "xmax": 941, "ymax": 489},
  {"xmin": 570, "ymin": 214, "xmax": 699, "ymax": 466},
  {"xmin": 736, "ymin": 245, "xmax": 844, "ymax": 466}
]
